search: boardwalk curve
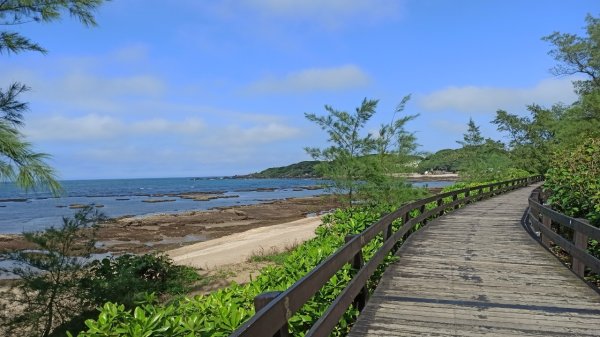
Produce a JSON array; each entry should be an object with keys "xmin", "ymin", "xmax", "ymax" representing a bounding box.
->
[{"xmin": 349, "ymin": 184, "xmax": 600, "ymax": 336}]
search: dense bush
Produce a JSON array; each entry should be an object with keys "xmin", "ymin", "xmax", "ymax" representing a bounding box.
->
[
  {"xmin": 544, "ymin": 138, "xmax": 600, "ymax": 226},
  {"xmin": 76, "ymin": 178, "xmax": 527, "ymax": 337},
  {"xmin": 82, "ymin": 253, "xmax": 200, "ymax": 309},
  {"xmin": 544, "ymin": 138, "xmax": 600, "ymax": 261},
  {"xmin": 75, "ymin": 206, "xmax": 399, "ymax": 337},
  {"xmin": 0, "ymin": 207, "xmax": 200, "ymax": 337}
]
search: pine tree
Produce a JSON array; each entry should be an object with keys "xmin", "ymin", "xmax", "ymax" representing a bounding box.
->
[{"xmin": 0, "ymin": 1, "xmax": 106, "ymax": 193}]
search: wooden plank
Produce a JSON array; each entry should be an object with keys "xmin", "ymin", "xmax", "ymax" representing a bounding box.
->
[{"xmin": 348, "ymin": 184, "xmax": 600, "ymax": 337}]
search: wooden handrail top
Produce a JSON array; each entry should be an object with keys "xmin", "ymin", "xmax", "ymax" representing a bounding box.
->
[
  {"xmin": 528, "ymin": 192, "xmax": 600, "ymax": 241},
  {"xmin": 527, "ymin": 187, "xmax": 600, "ymax": 277}
]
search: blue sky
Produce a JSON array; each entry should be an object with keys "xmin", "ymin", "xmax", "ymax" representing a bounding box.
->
[{"xmin": 1, "ymin": 0, "xmax": 597, "ymax": 179}]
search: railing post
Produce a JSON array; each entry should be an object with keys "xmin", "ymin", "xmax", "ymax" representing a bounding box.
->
[
  {"xmin": 385, "ymin": 221, "xmax": 393, "ymax": 240},
  {"xmin": 345, "ymin": 235, "xmax": 368, "ymax": 311},
  {"xmin": 419, "ymin": 204, "xmax": 427, "ymax": 225},
  {"xmin": 437, "ymin": 198, "xmax": 444, "ymax": 217},
  {"xmin": 253, "ymin": 292, "xmax": 290, "ymax": 337},
  {"xmin": 453, "ymin": 194, "xmax": 459, "ymax": 209},
  {"xmin": 572, "ymin": 229, "xmax": 588, "ymax": 277},
  {"xmin": 541, "ymin": 214, "xmax": 552, "ymax": 247},
  {"xmin": 465, "ymin": 190, "xmax": 471, "ymax": 204}
]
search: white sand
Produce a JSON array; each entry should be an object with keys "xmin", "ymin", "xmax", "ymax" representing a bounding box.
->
[{"xmin": 167, "ymin": 216, "xmax": 323, "ymax": 269}]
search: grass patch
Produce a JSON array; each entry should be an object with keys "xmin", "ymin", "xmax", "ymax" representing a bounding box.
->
[{"xmin": 247, "ymin": 243, "xmax": 299, "ymax": 265}]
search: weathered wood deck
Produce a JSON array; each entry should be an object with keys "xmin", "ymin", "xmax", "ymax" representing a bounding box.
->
[{"xmin": 349, "ymin": 184, "xmax": 600, "ymax": 336}]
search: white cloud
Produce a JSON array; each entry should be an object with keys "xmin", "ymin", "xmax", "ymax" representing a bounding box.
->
[
  {"xmin": 418, "ymin": 78, "xmax": 579, "ymax": 114},
  {"xmin": 246, "ymin": 65, "xmax": 370, "ymax": 94},
  {"xmin": 217, "ymin": 123, "xmax": 301, "ymax": 146},
  {"xmin": 3, "ymin": 68, "xmax": 166, "ymax": 114},
  {"xmin": 431, "ymin": 120, "xmax": 465, "ymax": 134},
  {"xmin": 24, "ymin": 115, "xmax": 206, "ymax": 141},
  {"xmin": 110, "ymin": 44, "xmax": 150, "ymax": 63},
  {"xmin": 2, "ymin": 47, "xmax": 307, "ymax": 178}
]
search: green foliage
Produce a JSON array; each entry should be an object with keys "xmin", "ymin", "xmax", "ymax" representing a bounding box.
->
[
  {"xmin": 76, "ymin": 179, "xmax": 524, "ymax": 337},
  {"xmin": 555, "ymin": 89, "xmax": 600, "ymax": 147},
  {"xmin": 0, "ymin": 84, "xmax": 62, "ymax": 194},
  {"xmin": 458, "ymin": 140, "xmax": 530, "ymax": 183},
  {"xmin": 493, "ymin": 104, "xmax": 563, "ymax": 174},
  {"xmin": 492, "ymin": 14, "xmax": 600, "ymax": 177},
  {"xmin": 305, "ymin": 97, "xmax": 420, "ymax": 206},
  {"xmin": 0, "ymin": 0, "xmax": 106, "ymax": 193},
  {"xmin": 542, "ymin": 14, "xmax": 600, "ymax": 94},
  {"xmin": 420, "ymin": 119, "xmax": 529, "ymax": 183},
  {"xmin": 418, "ymin": 148, "xmax": 467, "ymax": 173},
  {"xmin": 242, "ymin": 160, "xmax": 322, "ymax": 178},
  {"xmin": 0, "ymin": 207, "xmax": 105, "ymax": 337},
  {"xmin": 544, "ymin": 138, "xmax": 600, "ymax": 226},
  {"xmin": 0, "ymin": 0, "xmax": 104, "ymax": 53},
  {"xmin": 0, "ymin": 209, "xmax": 200, "ymax": 337},
  {"xmin": 82, "ymin": 254, "xmax": 200, "ymax": 309},
  {"xmin": 76, "ymin": 205, "xmax": 404, "ymax": 337},
  {"xmin": 457, "ymin": 118, "xmax": 484, "ymax": 147},
  {"xmin": 305, "ymin": 98, "xmax": 379, "ymax": 206},
  {"xmin": 247, "ymin": 246, "xmax": 296, "ymax": 265}
]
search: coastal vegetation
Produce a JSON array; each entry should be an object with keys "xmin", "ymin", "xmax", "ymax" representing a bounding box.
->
[
  {"xmin": 0, "ymin": 207, "xmax": 201, "ymax": 337},
  {"xmin": 305, "ymin": 96, "xmax": 422, "ymax": 207},
  {"xmin": 0, "ymin": 5, "xmax": 599, "ymax": 337},
  {"xmin": 238, "ymin": 161, "xmax": 322, "ymax": 179}
]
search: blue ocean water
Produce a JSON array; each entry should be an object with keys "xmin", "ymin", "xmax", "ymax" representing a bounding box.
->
[
  {"xmin": 0, "ymin": 177, "xmax": 328, "ymax": 234},
  {"xmin": 0, "ymin": 177, "xmax": 454, "ymax": 234}
]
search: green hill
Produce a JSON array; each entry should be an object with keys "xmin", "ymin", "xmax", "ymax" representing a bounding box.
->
[{"xmin": 239, "ymin": 161, "xmax": 322, "ymax": 178}]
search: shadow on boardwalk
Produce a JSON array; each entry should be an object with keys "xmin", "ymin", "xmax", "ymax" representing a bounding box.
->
[{"xmin": 349, "ymin": 184, "xmax": 600, "ymax": 337}]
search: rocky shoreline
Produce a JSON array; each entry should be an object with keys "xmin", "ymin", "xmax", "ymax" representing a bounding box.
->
[{"xmin": 0, "ymin": 195, "xmax": 340, "ymax": 255}]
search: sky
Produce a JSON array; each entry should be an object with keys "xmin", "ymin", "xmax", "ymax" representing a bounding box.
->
[{"xmin": 1, "ymin": 0, "xmax": 598, "ymax": 179}]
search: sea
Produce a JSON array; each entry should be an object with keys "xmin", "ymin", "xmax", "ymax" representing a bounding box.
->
[{"xmin": 0, "ymin": 177, "xmax": 454, "ymax": 234}]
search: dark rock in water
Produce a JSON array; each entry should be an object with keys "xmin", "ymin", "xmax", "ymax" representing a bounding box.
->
[
  {"xmin": 179, "ymin": 193, "xmax": 238, "ymax": 201},
  {"xmin": 69, "ymin": 204, "xmax": 88, "ymax": 209},
  {"xmin": 235, "ymin": 187, "xmax": 278, "ymax": 192},
  {"xmin": 301, "ymin": 185, "xmax": 322, "ymax": 190},
  {"xmin": 256, "ymin": 187, "xmax": 277, "ymax": 192},
  {"xmin": 0, "ymin": 205, "xmax": 6, "ymax": 207},
  {"xmin": 56, "ymin": 205, "xmax": 67, "ymax": 208},
  {"xmin": 95, "ymin": 205, "xmax": 104, "ymax": 208},
  {"xmin": 0, "ymin": 198, "xmax": 28, "ymax": 202},
  {"xmin": 116, "ymin": 198, "xmax": 130, "ymax": 201}
]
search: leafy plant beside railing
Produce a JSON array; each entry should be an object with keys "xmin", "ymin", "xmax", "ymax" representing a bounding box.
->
[
  {"xmin": 76, "ymin": 178, "xmax": 535, "ymax": 337},
  {"xmin": 544, "ymin": 138, "xmax": 600, "ymax": 260},
  {"xmin": 76, "ymin": 205, "xmax": 397, "ymax": 337}
]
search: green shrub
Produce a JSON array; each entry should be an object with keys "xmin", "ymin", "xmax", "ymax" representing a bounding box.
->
[
  {"xmin": 82, "ymin": 253, "xmax": 199, "ymax": 309},
  {"xmin": 78, "ymin": 181, "xmax": 517, "ymax": 337},
  {"xmin": 544, "ymin": 138, "xmax": 600, "ymax": 226},
  {"xmin": 76, "ymin": 206, "xmax": 395, "ymax": 337},
  {"xmin": 0, "ymin": 207, "xmax": 104, "ymax": 337}
]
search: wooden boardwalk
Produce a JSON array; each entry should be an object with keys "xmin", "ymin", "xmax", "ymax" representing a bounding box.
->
[{"xmin": 349, "ymin": 184, "xmax": 600, "ymax": 336}]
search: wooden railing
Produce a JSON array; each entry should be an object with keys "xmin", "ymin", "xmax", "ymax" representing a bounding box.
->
[
  {"xmin": 229, "ymin": 176, "xmax": 543, "ymax": 337},
  {"xmin": 527, "ymin": 188, "xmax": 600, "ymax": 277}
]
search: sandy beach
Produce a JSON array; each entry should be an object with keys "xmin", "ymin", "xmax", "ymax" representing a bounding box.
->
[
  {"xmin": 168, "ymin": 215, "xmax": 323, "ymax": 269},
  {"xmin": 0, "ymin": 195, "xmax": 339, "ymax": 255}
]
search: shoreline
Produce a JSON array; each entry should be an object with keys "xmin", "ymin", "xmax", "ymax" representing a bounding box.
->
[
  {"xmin": 0, "ymin": 195, "xmax": 340, "ymax": 255},
  {"xmin": 0, "ymin": 180, "xmax": 453, "ymax": 264}
]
